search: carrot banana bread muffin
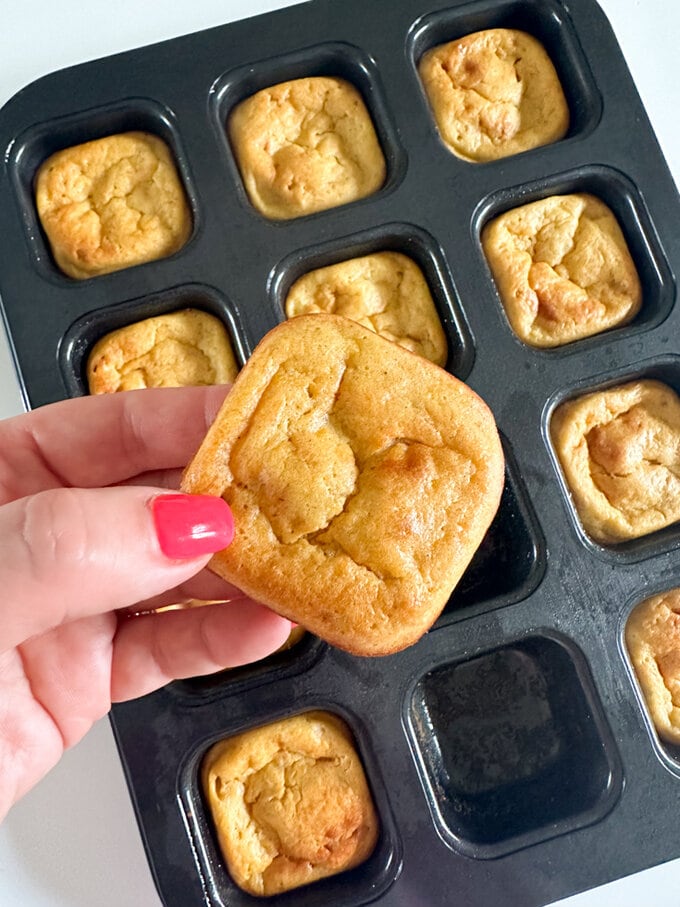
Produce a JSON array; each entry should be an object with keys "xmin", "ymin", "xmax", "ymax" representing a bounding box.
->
[
  {"xmin": 35, "ymin": 131, "xmax": 191, "ymax": 279},
  {"xmin": 552, "ymin": 379, "xmax": 680, "ymax": 543},
  {"xmin": 87, "ymin": 309, "xmax": 239, "ymax": 393},
  {"xmin": 202, "ymin": 711, "xmax": 379, "ymax": 896},
  {"xmin": 182, "ymin": 313, "xmax": 504, "ymax": 655},
  {"xmin": 482, "ymin": 193, "xmax": 642, "ymax": 347},
  {"xmin": 284, "ymin": 251, "xmax": 447, "ymax": 365},
  {"xmin": 626, "ymin": 589, "xmax": 680, "ymax": 745},
  {"xmin": 418, "ymin": 28, "xmax": 569, "ymax": 162},
  {"xmin": 228, "ymin": 76, "xmax": 386, "ymax": 219}
]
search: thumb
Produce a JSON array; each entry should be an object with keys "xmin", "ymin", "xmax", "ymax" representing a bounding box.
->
[{"xmin": 0, "ymin": 487, "xmax": 233, "ymax": 651}]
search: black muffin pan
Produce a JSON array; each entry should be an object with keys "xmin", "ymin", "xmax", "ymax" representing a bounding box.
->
[{"xmin": 0, "ymin": 0, "xmax": 678, "ymax": 904}]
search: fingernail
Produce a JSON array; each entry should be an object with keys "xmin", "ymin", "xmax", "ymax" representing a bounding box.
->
[{"xmin": 151, "ymin": 494, "xmax": 234, "ymax": 559}]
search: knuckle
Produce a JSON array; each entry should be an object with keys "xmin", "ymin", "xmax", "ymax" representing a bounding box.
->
[{"xmin": 21, "ymin": 489, "xmax": 91, "ymax": 580}]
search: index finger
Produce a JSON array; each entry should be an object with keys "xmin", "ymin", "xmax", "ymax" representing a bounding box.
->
[{"xmin": 0, "ymin": 385, "xmax": 228, "ymax": 501}]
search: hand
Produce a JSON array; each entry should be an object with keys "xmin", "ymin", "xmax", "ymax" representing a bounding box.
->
[{"xmin": 0, "ymin": 385, "xmax": 292, "ymax": 820}]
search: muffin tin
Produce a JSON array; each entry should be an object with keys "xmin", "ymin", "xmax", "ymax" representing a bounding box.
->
[{"xmin": 0, "ymin": 0, "xmax": 678, "ymax": 904}]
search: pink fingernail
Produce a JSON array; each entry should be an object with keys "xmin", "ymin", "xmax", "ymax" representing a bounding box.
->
[{"xmin": 152, "ymin": 494, "xmax": 234, "ymax": 559}]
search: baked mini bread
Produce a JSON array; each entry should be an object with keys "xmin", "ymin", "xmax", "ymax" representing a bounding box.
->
[
  {"xmin": 35, "ymin": 131, "xmax": 191, "ymax": 279},
  {"xmin": 228, "ymin": 76, "xmax": 386, "ymax": 219},
  {"xmin": 284, "ymin": 251, "xmax": 448, "ymax": 365},
  {"xmin": 418, "ymin": 28, "xmax": 569, "ymax": 162},
  {"xmin": 182, "ymin": 313, "xmax": 504, "ymax": 655},
  {"xmin": 482, "ymin": 193, "xmax": 642, "ymax": 347},
  {"xmin": 87, "ymin": 309, "xmax": 239, "ymax": 393},
  {"xmin": 202, "ymin": 711, "xmax": 379, "ymax": 896},
  {"xmin": 626, "ymin": 588, "xmax": 680, "ymax": 745},
  {"xmin": 552, "ymin": 379, "xmax": 680, "ymax": 543}
]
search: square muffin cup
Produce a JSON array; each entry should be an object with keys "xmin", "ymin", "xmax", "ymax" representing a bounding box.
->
[
  {"xmin": 8, "ymin": 98, "xmax": 198, "ymax": 285},
  {"xmin": 544, "ymin": 355, "xmax": 680, "ymax": 563},
  {"xmin": 406, "ymin": 630, "xmax": 623, "ymax": 859},
  {"xmin": 210, "ymin": 42, "xmax": 407, "ymax": 222},
  {"xmin": 619, "ymin": 586, "xmax": 680, "ymax": 779},
  {"xmin": 473, "ymin": 165, "xmax": 674, "ymax": 354},
  {"xmin": 407, "ymin": 0, "xmax": 602, "ymax": 161},
  {"xmin": 181, "ymin": 705, "xmax": 402, "ymax": 907},
  {"xmin": 59, "ymin": 283, "xmax": 248, "ymax": 397},
  {"xmin": 268, "ymin": 221, "xmax": 474, "ymax": 379}
]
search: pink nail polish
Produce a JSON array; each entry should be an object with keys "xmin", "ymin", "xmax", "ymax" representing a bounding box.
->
[{"xmin": 152, "ymin": 494, "xmax": 234, "ymax": 559}]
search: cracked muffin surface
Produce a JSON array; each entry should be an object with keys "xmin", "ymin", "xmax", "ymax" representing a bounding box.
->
[
  {"xmin": 482, "ymin": 193, "xmax": 642, "ymax": 347},
  {"xmin": 202, "ymin": 711, "xmax": 379, "ymax": 897},
  {"xmin": 35, "ymin": 131, "xmax": 191, "ymax": 279},
  {"xmin": 418, "ymin": 28, "xmax": 569, "ymax": 162},
  {"xmin": 284, "ymin": 251, "xmax": 448, "ymax": 365},
  {"xmin": 552, "ymin": 379, "xmax": 680, "ymax": 543},
  {"xmin": 626, "ymin": 589, "xmax": 680, "ymax": 745},
  {"xmin": 228, "ymin": 76, "xmax": 386, "ymax": 219},
  {"xmin": 86, "ymin": 309, "xmax": 239, "ymax": 393},
  {"xmin": 182, "ymin": 313, "xmax": 504, "ymax": 655}
]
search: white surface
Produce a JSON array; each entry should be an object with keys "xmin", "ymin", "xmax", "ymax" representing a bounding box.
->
[{"xmin": 0, "ymin": 1, "xmax": 679, "ymax": 905}]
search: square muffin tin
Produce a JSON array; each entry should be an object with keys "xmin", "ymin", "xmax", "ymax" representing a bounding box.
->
[{"xmin": 0, "ymin": 0, "xmax": 678, "ymax": 904}]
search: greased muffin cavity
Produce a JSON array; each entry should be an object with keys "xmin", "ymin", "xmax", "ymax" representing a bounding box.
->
[
  {"xmin": 182, "ymin": 313, "xmax": 504, "ymax": 656},
  {"xmin": 418, "ymin": 28, "xmax": 569, "ymax": 162},
  {"xmin": 482, "ymin": 193, "xmax": 642, "ymax": 347},
  {"xmin": 202, "ymin": 711, "xmax": 379, "ymax": 897},
  {"xmin": 228, "ymin": 76, "xmax": 386, "ymax": 219},
  {"xmin": 284, "ymin": 251, "xmax": 448, "ymax": 364},
  {"xmin": 35, "ymin": 131, "xmax": 191, "ymax": 279}
]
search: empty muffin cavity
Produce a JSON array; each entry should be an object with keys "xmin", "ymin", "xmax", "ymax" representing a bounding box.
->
[{"xmin": 408, "ymin": 634, "xmax": 622, "ymax": 857}]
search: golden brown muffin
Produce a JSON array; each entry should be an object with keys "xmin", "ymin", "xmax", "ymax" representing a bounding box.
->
[
  {"xmin": 87, "ymin": 309, "xmax": 239, "ymax": 393},
  {"xmin": 482, "ymin": 194, "xmax": 642, "ymax": 347},
  {"xmin": 418, "ymin": 28, "xmax": 569, "ymax": 162},
  {"xmin": 202, "ymin": 711, "xmax": 379, "ymax": 897},
  {"xmin": 228, "ymin": 76, "xmax": 386, "ymax": 219},
  {"xmin": 626, "ymin": 589, "xmax": 680, "ymax": 745},
  {"xmin": 284, "ymin": 252, "xmax": 447, "ymax": 365},
  {"xmin": 35, "ymin": 131, "xmax": 191, "ymax": 279},
  {"xmin": 182, "ymin": 313, "xmax": 504, "ymax": 656},
  {"xmin": 552, "ymin": 379, "xmax": 680, "ymax": 543}
]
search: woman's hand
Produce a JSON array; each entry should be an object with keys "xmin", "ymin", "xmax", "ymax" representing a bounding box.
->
[{"xmin": 0, "ymin": 385, "xmax": 292, "ymax": 820}]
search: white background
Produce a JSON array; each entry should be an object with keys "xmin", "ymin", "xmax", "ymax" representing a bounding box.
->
[{"xmin": 0, "ymin": 2, "xmax": 678, "ymax": 906}]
